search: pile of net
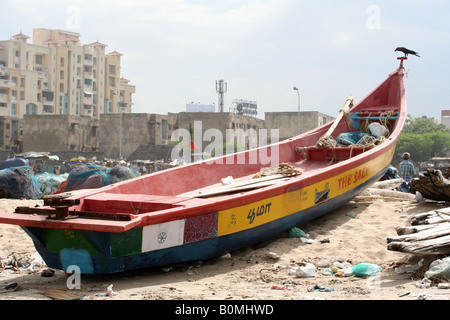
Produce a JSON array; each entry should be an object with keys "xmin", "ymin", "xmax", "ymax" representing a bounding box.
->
[
  {"xmin": 35, "ymin": 172, "xmax": 69, "ymax": 196},
  {"xmin": 0, "ymin": 166, "xmax": 42, "ymax": 199},
  {"xmin": 54, "ymin": 165, "xmax": 140, "ymax": 193}
]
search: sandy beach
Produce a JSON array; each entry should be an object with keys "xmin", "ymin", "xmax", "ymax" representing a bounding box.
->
[{"xmin": 0, "ymin": 197, "xmax": 449, "ymax": 303}]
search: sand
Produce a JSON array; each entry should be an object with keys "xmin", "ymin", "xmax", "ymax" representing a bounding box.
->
[{"xmin": 0, "ymin": 198, "xmax": 449, "ymax": 302}]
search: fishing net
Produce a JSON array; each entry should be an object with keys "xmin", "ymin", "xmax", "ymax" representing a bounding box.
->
[
  {"xmin": 61, "ymin": 165, "xmax": 140, "ymax": 193},
  {"xmin": 0, "ymin": 166, "xmax": 43, "ymax": 199},
  {"xmin": 35, "ymin": 172, "xmax": 69, "ymax": 196}
]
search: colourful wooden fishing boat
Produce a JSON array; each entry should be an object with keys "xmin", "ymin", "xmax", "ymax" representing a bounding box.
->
[{"xmin": 0, "ymin": 60, "xmax": 407, "ymax": 274}]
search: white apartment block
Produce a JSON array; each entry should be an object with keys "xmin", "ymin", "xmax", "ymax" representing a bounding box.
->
[{"xmin": 0, "ymin": 29, "xmax": 135, "ymax": 120}]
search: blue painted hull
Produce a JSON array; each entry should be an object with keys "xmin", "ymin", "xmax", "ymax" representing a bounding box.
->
[{"xmin": 22, "ymin": 165, "xmax": 388, "ymax": 274}]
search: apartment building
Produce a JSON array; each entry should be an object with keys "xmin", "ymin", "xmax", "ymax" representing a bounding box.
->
[
  {"xmin": 0, "ymin": 29, "xmax": 135, "ymax": 118},
  {"xmin": 0, "ymin": 29, "xmax": 135, "ymax": 151}
]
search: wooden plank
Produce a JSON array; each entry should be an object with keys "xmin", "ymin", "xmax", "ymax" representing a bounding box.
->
[
  {"xmin": 388, "ymin": 234, "xmax": 450, "ymax": 255},
  {"xmin": 396, "ymin": 223, "xmax": 450, "ymax": 235},
  {"xmin": 181, "ymin": 174, "xmax": 290, "ymax": 197},
  {"xmin": 316, "ymin": 96, "xmax": 354, "ymax": 147},
  {"xmin": 193, "ymin": 178, "xmax": 291, "ymax": 198},
  {"xmin": 387, "ymin": 223, "xmax": 450, "ymax": 243},
  {"xmin": 14, "ymin": 206, "xmax": 134, "ymax": 221}
]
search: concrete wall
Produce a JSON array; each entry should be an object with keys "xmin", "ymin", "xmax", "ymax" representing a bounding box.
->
[
  {"xmin": 21, "ymin": 111, "xmax": 334, "ymax": 160},
  {"xmin": 265, "ymin": 111, "xmax": 334, "ymax": 141},
  {"xmin": 23, "ymin": 114, "xmax": 99, "ymax": 152}
]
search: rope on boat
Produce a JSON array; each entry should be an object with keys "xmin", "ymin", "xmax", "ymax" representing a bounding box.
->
[
  {"xmin": 253, "ymin": 163, "xmax": 302, "ymax": 179},
  {"xmin": 294, "ymin": 109, "xmax": 395, "ymax": 163}
]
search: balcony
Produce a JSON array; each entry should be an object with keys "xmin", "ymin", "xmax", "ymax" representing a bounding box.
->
[
  {"xmin": 0, "ymin": 93, "xmax": 8, "ymax": 103},
  {"xmin": 0, "ymin": 79, "xmax": 11, "ymax": 88}
]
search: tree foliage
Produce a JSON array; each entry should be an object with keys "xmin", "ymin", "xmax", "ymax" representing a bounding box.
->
[{"xmin": 396, "ymin": 115, "xmax": 450, "ymax": 162}]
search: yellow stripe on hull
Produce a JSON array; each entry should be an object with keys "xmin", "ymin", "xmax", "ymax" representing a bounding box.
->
[{"xmin": 218, "ymin": 147, "xmax": 394, "ymax": 236}]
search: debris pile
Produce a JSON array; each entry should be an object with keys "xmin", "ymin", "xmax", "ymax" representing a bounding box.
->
[{"xmin": 0, "ymin": 252, "xmax": 45, "ymax": 273}]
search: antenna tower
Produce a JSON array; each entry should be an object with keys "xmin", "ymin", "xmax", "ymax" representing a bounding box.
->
[{"xmin": 216, "ymin": 79, "xmax": 227, "ymax": 112}]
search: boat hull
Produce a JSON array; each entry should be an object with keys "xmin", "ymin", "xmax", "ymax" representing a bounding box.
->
[
  {"xmin": 22, "ymin": 162, "xmax": 390, "ymax": 274},
  {"xmin": 0, "ymin": 65, "xmax": 407, "ymax": 274}
]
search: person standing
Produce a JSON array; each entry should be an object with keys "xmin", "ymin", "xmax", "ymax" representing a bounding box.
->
[
  {"xmin": 398, "ymin": 152, "xmax": 416, "ymax": 182},
  {"xmin": 398, "ymin": 152, "xmax": 416, "ymax": 192}
]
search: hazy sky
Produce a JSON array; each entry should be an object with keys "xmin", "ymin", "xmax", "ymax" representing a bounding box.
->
[{"xmin": 2, "ymin": 0, "xmax": 449, "ymax": 121}]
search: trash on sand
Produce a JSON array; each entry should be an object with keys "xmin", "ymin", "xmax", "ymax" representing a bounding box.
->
[
  {"xmin": 352, "ymin": 263, "xmax": 382, "ymax": 277},
  {"xmin": 288, "ymin": 227, "xmax": 307, "ymax": 238},
  {"xmin": 345, "ymin": 211, "xmax": 357, "ymax": 218},
  {"xmin": 220, "ymin": 253, "xmax": 231, "ymax": 260},
  {"xmin": 394, "ymin": 264, "xmax": 421, "ymax": 274},
  {"xmin": 41, "ymin": 268, "xmax": 55, "ymax": 277},
  {"xmin": 107, "ymin": 284, "xmax": 117, "ymax": 297},
  {"xmin": 425, "ymin": 257, "xmax": 450, "ymax": 282},
  {"xmin": 266, "ymin": 252, "xmax": 280, "ymax": 260},
  {"xmin": 289, "ymin": 263, "xmax": 316, "ymax": 278},
  {"xmin": 271, "ymin": 285, "xmax": 293, "ymax": 291},
  {"xmin": 310, "ymin": 285, "xmax": 335, "ymax": 292},
  {"xmin": 43, "ymin": 289, "xmax": 83, "ymax": 300},
  {"xmin": 0, "ymin": 282, "xmax": 20, "ymax": 294}
]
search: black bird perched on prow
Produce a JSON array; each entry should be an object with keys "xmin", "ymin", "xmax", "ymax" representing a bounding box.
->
[{"xmin": 395, "ymin": 47, "xmax": 420, "ymax": 57}]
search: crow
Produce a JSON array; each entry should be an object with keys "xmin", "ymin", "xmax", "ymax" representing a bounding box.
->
[{"xmin": 395, "ymin": 47, "xmax": 420, "ymax": 57}]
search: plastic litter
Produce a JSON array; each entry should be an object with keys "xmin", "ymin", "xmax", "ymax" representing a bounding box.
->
[
  {"xmin": 336, "ymin": 131, "xmax": 376, "ymax": 146},
  {"xmin": 288, "ymin": 227, "xmax": 307, "ymax": 238},
  {"xmin": 352, "ymin": 263, "xmax": 382, "ymax": 277},
  {"xmin": 312, "ymin": 285, "xmax": 335, "ymax": 292},
  {"xmin": 221, "ymin": 176, "xmax": 234, "ymax": 186},
  {"xmin": 271, "ymin": 285, "xmax": 293, "ymax": 291},
  {"xmin": 345, "ymin": 211, "xmax": 357, "ymax": 218},
  {"xmin": 106, "ymin": 284, "xmax": 117, "ymax": 297},
  {"xmin": 368, "ymin": 123, "xmax": 389, "ymax": 138},
  {"xmin": 425, "ymin": 256, "xmax": 450, "ymax": 282},
  {"xmin": 289, "ymin": 263, "xmax": 316, "ymax": 278},
  {"xmin": 35, "ymin": 172, "xmax": 68, "ymax": 195}
]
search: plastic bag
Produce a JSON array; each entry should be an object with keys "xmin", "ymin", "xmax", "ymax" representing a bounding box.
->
[
  {"xmin": 352, "ymin": 263, "xmax": 382, "ymax": 277},
  {"xmin": 288, "ymin": 227, "xmax": 306, "ymax": 238},
  {"xmin": 368, "ymin": 123, "xmax": 389, "ymax": 138},
  {"xmin": 425, "ymin": 257, "xmax": 450, "ymax": 281}
]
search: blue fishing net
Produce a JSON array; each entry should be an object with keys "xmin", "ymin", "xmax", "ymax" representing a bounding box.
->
[
  {"xmin": 0, "ymin": 166, "xmax": 43, "ymax": 199},
  {"xmin": 63, "ymin": 165, "xmax": 140, "ymax": 192},
  {"xmin": 336, "ymin": 131, "xmax": 377, "ymax": 145}
]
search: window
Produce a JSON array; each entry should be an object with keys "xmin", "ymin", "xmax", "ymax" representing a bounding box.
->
[
  {"xmin": 108, "ymin": 65, "xmax": 115, "ymax": 74},
  {"xmin": 60, "ymin": 57, "xmax": 64, "ymax": 67},
  {"xmin": 35, "ymin": 55, "xmax": 43, "ymax": 65},
  {"xmin": 108, "ymin": 77, "xmax": 115, "ymax": 86},
  {"xmin": 10, "ymin": 102, "xmax": 16, "ymax": 116},
  {"xmin": 20, "ymin": 78, "xmax": 25, "ymax": 87},
  {"xmin": 20, "ymin": 91, "xmax": 24, "ymax": 100}
]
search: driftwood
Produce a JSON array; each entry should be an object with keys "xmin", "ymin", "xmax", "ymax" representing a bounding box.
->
[
  {"xmin": 409, "ymin": 169, "xmax": 450, "ymax": 202},
  {"xmin": 359, "ymin": 187, "xmax": 416, "ymax": 201},
  {"xmin": 387, "ymin": 207, "xmax": 450, "ymax": 255}
]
